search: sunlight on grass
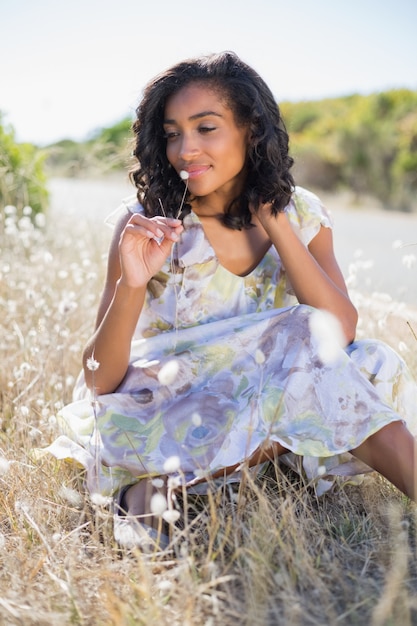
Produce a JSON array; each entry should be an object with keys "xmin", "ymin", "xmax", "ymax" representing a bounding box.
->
[{"xmin": 1, "ymin": 203, "xmax": 416, "ymax": 625}]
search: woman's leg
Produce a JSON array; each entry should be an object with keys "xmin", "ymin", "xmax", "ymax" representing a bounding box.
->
[
  {"xmin": 350, "ymin": 421, "xmax": 416, "ymax": 501},
  {"xmin": 114, "ymin": 476, "xmax": 170, "ymax": 549},
  {"xmin": 123, "ymin": 425, "xmax": 417, "ymax": 522},
  {"xmin": 123, "ymin": 476, "xmax": 167, "ymax": 526},
  {"xmin": 122, "ymin": 441, "xmax": 289, "ymax": 517}
]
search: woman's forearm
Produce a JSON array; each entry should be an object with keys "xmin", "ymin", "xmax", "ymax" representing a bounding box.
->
[{"xmin": 83, "ymin": 281, "xmax": 146, "ymax": 394}]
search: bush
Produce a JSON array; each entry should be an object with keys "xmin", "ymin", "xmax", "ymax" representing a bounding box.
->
[
  {"xmin": 0, "ymin": 114, "xmax": 49, "ymax": 216},
  {"xmin": 44, "ymin": 117, "xmax": 133, "ymax": 178},
  {"xmin": 281, "ymin": 90, "xmax": 417, "ymax": 212}
]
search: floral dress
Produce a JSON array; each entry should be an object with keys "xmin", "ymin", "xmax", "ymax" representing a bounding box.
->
[{"xmin": 46, "ymin": 187, "xmax": 417, "ymax": 496}]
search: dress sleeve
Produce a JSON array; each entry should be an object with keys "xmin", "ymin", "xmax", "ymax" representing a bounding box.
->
[
  {"xmin": 104, "ymin": 195, "xmax": 143, "ymax": 228},
  {"xmin": 286, "ymin": 186, "xmax": 334, "ymax": 246}
]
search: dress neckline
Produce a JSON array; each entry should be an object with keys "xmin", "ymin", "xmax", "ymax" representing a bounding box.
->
[{"xmin": 184, "ymin": 210, "xmax": 275, "ymax": 279}]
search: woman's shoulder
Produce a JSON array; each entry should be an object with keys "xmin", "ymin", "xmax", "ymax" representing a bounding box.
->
[
  {"xmin": 289, "ymin": 186, "xmax": 330, "ymax": 215},
  {"xmin": 104, "ymin": 195, "xmax": 143, "ymax": 227},
  {"xmin": 286, "ymin": 186, "xmax": 334, "ymax": 246}
]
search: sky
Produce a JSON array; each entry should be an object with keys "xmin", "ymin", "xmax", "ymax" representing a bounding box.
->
[{"xmin": 2, "ymin": 0, "xmax": 417, "ymax": 146}]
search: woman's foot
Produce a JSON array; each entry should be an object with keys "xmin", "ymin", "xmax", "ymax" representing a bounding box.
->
[{"xmin": 113, "ymin": 477, "xmax": 170, "ymax": 551}]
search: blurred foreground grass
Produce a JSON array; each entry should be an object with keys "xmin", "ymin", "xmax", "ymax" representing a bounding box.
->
[{"xmin": 0, "ymin": 205, "xmax": 417, "ymax": 626}]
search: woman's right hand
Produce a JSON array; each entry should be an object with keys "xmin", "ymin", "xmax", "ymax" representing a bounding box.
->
[{"xmin": 119, "ymin": 214, "xmax": 184, "ymax": 288}]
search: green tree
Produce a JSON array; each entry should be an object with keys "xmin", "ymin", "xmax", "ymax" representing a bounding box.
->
[
  {"xmin": 92, "ymin": 116, "xmax": 132, "ymax": 147},
  {"xmin": 45, "ymin": 116, "xmax": 133, "ymax": 177},
  {"xmin": 0, "ymin": 114, "xmax": 48, "ymax": 215},
  {"xmin": 281, "ymin": 90, "xmax": 417, "ymax": 211}
]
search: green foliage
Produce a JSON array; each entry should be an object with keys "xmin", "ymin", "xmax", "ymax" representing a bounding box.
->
[
  {"xmin": 91, "ymin": 116, "xmax": 133, "ymax": 147},
  {"xmin": 36, "ymin": 90, "xmax": 417, "ymax": 212},
  {"xmin": 45, "ymin": 116, "xmax": 134, "ymax": 177},
  {"xmin": 0, "ymin": 115, "xmax": 49, "ymax": 215},
  {"xmin": 281, "ymin": 89, "xmax": 417, "ymax": 211}
]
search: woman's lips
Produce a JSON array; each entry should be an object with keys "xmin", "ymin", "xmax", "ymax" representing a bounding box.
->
[{"xmin": 184, "ymin": 165, "xmax": 210, "ymax": 179}]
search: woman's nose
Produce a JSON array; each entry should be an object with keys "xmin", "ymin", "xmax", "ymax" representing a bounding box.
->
[{"xmin": 178, "ymin": 133, "xmax": 199, "ymax": 159}]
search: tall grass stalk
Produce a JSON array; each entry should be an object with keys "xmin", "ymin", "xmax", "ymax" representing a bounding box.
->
[{"xmin": 0, "ymin": 204, "xmax": 416, "ymax": 625}]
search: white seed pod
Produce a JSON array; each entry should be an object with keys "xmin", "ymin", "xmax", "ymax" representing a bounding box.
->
[
  {"xmin": 0, "ymin": 457, "xmax": 11, "ymax": 476},
  {"xmin": 255, "ymin": 349, "xmax": 265, "ymax": 364},
  {"xmin": 86, "ymin": 356, "xmax": 100, "ymax": 371},
  {"xmin": 309, "ymin": 309, "xmax": 345, "ymax": 365},
  {"xmin": 162, "ymin": 509, "xmax": 180, "ymax": 525},
  {"xmin": 163, "ymin": 455, "xmax": 181, "ymax": 474},
  {"xmin": 157, "ymin": 360, "xmax": 179, "ymax": 385},
  {"xmin": 150, "ymin": 492, "xmax": 168, "ymax": 516}
]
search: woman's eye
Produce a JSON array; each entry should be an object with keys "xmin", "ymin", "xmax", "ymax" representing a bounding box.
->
[
  {"xmin": 163, "ymin": 130, "xmax": 179, "ymax": 140},
  {"xmin": 163, "ymin": 126, "xmax": 215, "ymax": 139}
]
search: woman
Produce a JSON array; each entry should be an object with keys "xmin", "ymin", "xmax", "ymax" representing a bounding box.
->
[{"xmin": 51, "ymin": 51, "xmax": 417, "ymax": 550}]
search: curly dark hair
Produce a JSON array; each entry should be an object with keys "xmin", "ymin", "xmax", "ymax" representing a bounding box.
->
[{"xmin": 130, "ymin": 50, "xmax": 294, "ymax": 230}]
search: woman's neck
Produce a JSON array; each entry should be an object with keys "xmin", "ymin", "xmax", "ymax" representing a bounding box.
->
[{"xmin": 192, "ymin": 196, "xmax": 226, "ymax": 219}]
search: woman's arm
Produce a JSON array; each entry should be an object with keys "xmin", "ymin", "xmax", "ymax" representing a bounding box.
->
[
  {"xmin": 82, "ymin": 211, "xmax": 183, "ymax": 394},
  {"xmin": 256, "ymin": 208, "xmax": 358, "ymax": 343}
]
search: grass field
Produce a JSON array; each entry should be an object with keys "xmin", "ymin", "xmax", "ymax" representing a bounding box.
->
[{"xmin": 1, "ymin": 199, "xmax": 417, "ymax": 625}]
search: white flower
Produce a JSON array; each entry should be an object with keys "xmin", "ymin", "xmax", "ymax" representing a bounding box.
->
[
  {"xmin": 255, "ymin": 349, "xmax": 265, "ymax": 364},
  {"xmin": 309, "ymin": 309, "xmax": 345, "ymax": 365},
  {"xmin": 167, "ymin": 475, "xmax": 182, "ymax": 490},
  {"xmin": 35, "ymin": 212, "xmax": 46, "ymax": 228},
  {"xmin": 58, "ymin": 486, "xmax": 84, "ymax": 508},
  {"xmin": 377, "ymin": 318, "xmax": 387, "ymax": 330},
  {"xmin": 191, "ymin": 412, "xmax": 202, "ymax": 426},
  {"xmin": 402, "ymin": 254, "xmax": 416, "ymax": 269},
  {"xmin": 90, "ymin": 493, "xmax": 112, "ymax": 507},
  {"xmin": 163, "ymin": 455, "xmax": 181, "ymax": 474},
  {"xmin": 150, "ymin": 493, "xmax": 168, "ymax": 516},
  {"xmin": 86, "ymin": 356, "xmax": 100, "ymax": 371},
  {"xmin": 0, "ymin": 457, "xmax": 11, "ymax": 476},
  {"xmin": 157, "ymin": 360, "xmax": 179, "ymax": 385},
  {"xmin": 157, "ymin": 579, "xmax": 173, "ymax": 593},
  {"xmin": 162, "ymin": 509, "xmax": 180, "ymax": 525},
  {"xmin": 193, "ymin": 469, "xmax": 208, "ymax": 480},
  {"xmin": 58, "ymin": 299, "xmax": 78, "ymax": 316}
]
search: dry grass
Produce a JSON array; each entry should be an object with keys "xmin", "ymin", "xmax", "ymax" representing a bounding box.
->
[{"xmin": 1, "ymin": 204, "xmax": 417, "ymax": 626}]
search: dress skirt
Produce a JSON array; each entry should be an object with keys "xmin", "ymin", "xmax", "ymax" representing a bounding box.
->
[{"xmin": 47, "ymin": 305, "xmax": 417, "ymax": 496}]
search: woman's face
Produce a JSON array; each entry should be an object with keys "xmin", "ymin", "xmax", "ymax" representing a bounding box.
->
[{"xmin": 163, "ymin": 83, "xmax": 249, "ymax": 201}]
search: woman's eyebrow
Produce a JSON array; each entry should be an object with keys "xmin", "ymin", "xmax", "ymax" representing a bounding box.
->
[{"xmin": 164, "ymin": 110, "xmax": 223, "ymax": 124}]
